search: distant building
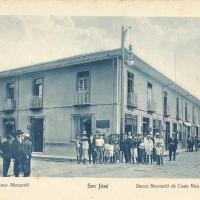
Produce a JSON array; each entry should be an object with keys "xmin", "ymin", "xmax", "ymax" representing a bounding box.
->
[{"xmin": 0, "ymin": 48, "xmax": 199, "ymax": 156}]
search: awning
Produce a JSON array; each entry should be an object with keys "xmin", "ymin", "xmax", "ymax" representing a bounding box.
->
[
  {"xmin": 193, "ymin": 124, "xmax": 200, "ymax": 127},
  {"xmin": 184, "ymin": 122, "xmax": 192, "ymax": 127}
]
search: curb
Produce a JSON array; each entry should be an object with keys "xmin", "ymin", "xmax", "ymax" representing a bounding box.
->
[{"xmin": 32, "ymin": 150, "xmax": 187, "ymax": 163}]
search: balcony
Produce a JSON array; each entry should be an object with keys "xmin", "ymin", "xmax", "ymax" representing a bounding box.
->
[
  {"xmin": 147, "ymin": 100, "xmax": 156, "ymax": 113},
  {"xmin": 164, "ymin": 105, "xmax": 170, "ymax": 117},
  {"xmin": 3, "ymin": 98, "xmax": 16, "ymax": 111},
  {"xmin": 74, "ymin": 91, "xmax": 90, "ymax": 106},
  {"xmin": 127, "ymin": 92, "xmax": 138, "ymax": 109},
  {"xmin": 30, "ymin": 96, "xmax": 43, "ymax": 110}
]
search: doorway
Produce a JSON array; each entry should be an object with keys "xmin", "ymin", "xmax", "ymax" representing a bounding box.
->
[
  {"xmin": 30, "ymin": 117, "xmax": 44, "ymax": 152},
  {"xmin": 165, "ymin": 122, "xmax": 170, "ymax": 150},
  {"xmin": 125, "ymin": 115, "xmax": 137, "ymax": 136},
  {"xmin": 73, "ymin": 115, "xmax": 92, "ymax": 138},
  {"xmin": 142, "ymin": 117, "xmax": 150, "ymax": 135}
]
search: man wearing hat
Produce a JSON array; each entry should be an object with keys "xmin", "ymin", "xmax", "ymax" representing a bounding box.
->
[
  {"xmin": 23, "ymin": 134, "xmax": 32, "ymax": 176},
  {"xmin": 75, "ymin": 136, "xmax": 82, "ymax": 164},
  {"xmin": 81, "ymin": 134, "xmax": 89, "ymax": 164},
  {"xmin": 144, "ymin": 134, "xmax": 153, "ymax": 164},
  {"xmin": 1, "ymin": 134, "xmax": 13, "ymax": 177},
  {"xmin": 168, "ymin": 132, "xmax": 178, "ymax": 161},
  {"xmin": 95, "ymin": 132, "xmax": 105, "ymax": 164},
  {"xmin": 12, "ymin": 130, "xmax": 28, "ymax": 177}
]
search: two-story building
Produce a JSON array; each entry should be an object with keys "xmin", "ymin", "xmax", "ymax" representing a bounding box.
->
[{"xmin": 0, "ymin": 48, "xmax": 199, "ymax": 156}]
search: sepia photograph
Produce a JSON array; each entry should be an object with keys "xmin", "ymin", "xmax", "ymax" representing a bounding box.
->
[{"xmin": 0, "ymin": 16, "xmax": 200, "ymax": 179}]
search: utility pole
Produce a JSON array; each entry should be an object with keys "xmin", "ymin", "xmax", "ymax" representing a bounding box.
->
[{"xmin": 120, "ymin": 25, "xmax": 131, "ymax": 140}]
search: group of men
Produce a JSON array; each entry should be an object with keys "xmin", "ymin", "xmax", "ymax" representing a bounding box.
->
[
  {"xmin": 0, "ymin": 130, "xmax": 32, "ymax": 177},
  {"xmin": 187, "ymin": 136, "xmax": 199, "ymax": 152},
  {"xmin": 122, "ymin": 132, "xmax": 165, "ymax": 165},
  {"xmin": 76, "ymin": 130, "xmax": 179, "ymax": 165},
  {"xmin": 75, "ymin": 131, "xmax": 120, "ymax": 164}
]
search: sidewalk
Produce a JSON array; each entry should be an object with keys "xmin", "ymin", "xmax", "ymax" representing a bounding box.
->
[
  {"xmin": 32, "ymin": 149, "xmax": 187, "ymax": 163},
  {"xmin": 32, "ymin": 153, "xmax": 77, "ymax": 162}
]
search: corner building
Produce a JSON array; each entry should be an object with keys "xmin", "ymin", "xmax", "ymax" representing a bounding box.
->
[{"xmin": 0, "ymin": 48, "xmax": 199, "ymax": 156}]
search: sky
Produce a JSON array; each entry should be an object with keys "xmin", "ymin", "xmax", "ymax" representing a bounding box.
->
[{"xmin": 0, "ymin": 16, "xmax": 199, "ymax": 98}]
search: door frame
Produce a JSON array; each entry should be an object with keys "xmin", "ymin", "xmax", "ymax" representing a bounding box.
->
[
  {"xmin": 29, "ymin": 116, "xmax": 45, "ymax": 153},
  {"xmin": 71, "ymin": 113, "xmax": 94, "ymax": 141}
]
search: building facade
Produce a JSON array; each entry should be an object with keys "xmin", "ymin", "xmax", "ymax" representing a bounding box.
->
[{"xmin": 0, "ymin": 48, "xmax": 199, "ymax": 156}]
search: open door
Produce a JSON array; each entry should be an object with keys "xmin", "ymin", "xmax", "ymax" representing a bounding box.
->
[{"xmin": 30, "ymin": 117, "xmax": 44, "ymax": 152}]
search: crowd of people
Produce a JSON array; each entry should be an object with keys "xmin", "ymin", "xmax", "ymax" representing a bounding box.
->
[
  {"xmin": 75, "ymin": 130, "xmax": 183, "ymax": 165},
  {"xmin": 0, "ymin": 130, "xmax": 32, "ymax": 177},
  {"xmin": 1, "ymin": 128, "xmax": 199, "ymax": 177},
  {"xmin": 187, "ymin": 136, "xmax": 199, "ymax": 152}
]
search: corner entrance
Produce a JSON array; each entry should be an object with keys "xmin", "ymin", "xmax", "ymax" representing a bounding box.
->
[{"xmin": 30, "ymin": 117, "xmax": 44, "ymax": 152}]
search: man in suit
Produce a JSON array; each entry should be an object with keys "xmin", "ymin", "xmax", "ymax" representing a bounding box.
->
[
  {"xmin": 88, "ymin": 133, "xmax": 96, "ymax": 164},
  {"xmin": 23, "ymin": 134, "xmax": 32, "ymax": 177},
  {"xmin": 168, "ymin": 133, "xmax": 178, "ymax": 161},
  {"xmin": 2, "ymin": 134, "xmax": 13, "ymax": 177},
  {"xmin": 12, "ymin": 130, "xmax": 28, "ymax": 177}
]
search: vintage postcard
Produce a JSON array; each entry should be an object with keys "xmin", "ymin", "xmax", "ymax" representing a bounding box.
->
[{"xmin": 0, "ymin": 0, "xmax": 200, "ymax": 200}]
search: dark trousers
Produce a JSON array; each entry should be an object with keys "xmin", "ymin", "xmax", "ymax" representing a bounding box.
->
[
  {"xmin": 124, "ymin": 149, "xmax": 131, "ymax": 163},
  {"xmin": 169, "ymin": 148, "xmax": 177, "ymax": 161},
  {"xmin": 14, "ymin": 159, "xmax": 28, "ymax": 177},
  {"xmin": 156, "ymin": 155, "xmax": 163, "ymax": 165},
  {"xmin": 24, "ymin": 157, "xmax": 31, "ymax": 177},
  {"xmin": 137, "ymin": 148, "xmax": 141, "ymax": 163},
  {"xmin": 152, "ymin": 148, "xmax": 156, "ymax": 162},
  {"xmin": 3, "ymin": 158, "xmax": 11, "ymax": 177},
  {"xmin": 195, "ymin": 144, "xmax": 198, "ymax": 152},
  {"xmin": 77, "ymin": 149, "xmax": 82, "ymax": 164},
  {"xmin": 88, "ymin": 149, "xmax": 96, "ymax": 164},
  {"xmin": 140, "ymin": 149, "xmax": 145, "ymax": 164},
  {"xmin": 146, "ymin": 155, "xmax": 153, "ymax": 164},
  {"xmin": 96, "ymin": 147, "xmax": 103, "ymax": 163}
]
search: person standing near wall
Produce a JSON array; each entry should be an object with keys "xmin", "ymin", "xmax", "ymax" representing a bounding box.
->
[
  {"xmin": 75, "ymin": 136, "xmax": 82, "ymax": 164},
  {"xmin": 144, "ymin": 134, "xmax": 153, "ymax": 164},
  {"xmin": 194, "ymin": 136, "xmax": 199, "ymax": 152},
  {"xmin": 12, "ymin": 130, "xmax": 28, "ymax": 177},
  {"xmin": 168, "ymin": 133, "xmax": 178, "ymax": 161},
  {"xmin": 23, "ymin": 134, "xmax": 32, "ymax": 177},
  {"xmin": 81, "ymin": 135, "xmax": 89, "ymax": 164},
  {"xmin": 2, "ymin": 134, "xmax": 13, "ymax": 177}
]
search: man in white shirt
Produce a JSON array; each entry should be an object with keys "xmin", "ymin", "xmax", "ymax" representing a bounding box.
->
[{"xmin": 95, "ymin": 134, "xmax": 105, "ymax": 164}]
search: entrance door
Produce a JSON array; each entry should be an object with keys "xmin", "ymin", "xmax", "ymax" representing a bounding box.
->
[
  {"xmin": 185, "ymin": 126, "xmax": 191, "ymax": 138},
  {"xmin": 30, "ymin": 117, "xmax": 44, "ymax": 152},
  {"xmin": 73, "ymin": 115, "xmax": 92, "ymax": 138},
  {"xmin": 143, "ymin": 117, "xmax": 150, "ymax": 135},
  {"xmin": 80, "ymin": 116, "xmax": 92, "ymax": 136},
  {"xmin": 173, "ymin": 123, "xmax": 178, "ymax": 134},
  {"xmin": 3, "ymin": 118, "xmax": 15, "ymax": 137},
  {"xmin": 165, "ymin": 122, "xmax": 170, "ymax": 150}
]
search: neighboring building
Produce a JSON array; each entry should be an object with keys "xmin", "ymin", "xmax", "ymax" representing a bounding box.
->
[{"xmin": 0, "ymin": 48, "xmax": 199, "ymax": 156}]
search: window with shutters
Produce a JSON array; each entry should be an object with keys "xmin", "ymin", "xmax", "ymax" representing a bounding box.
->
[
  {"xmin": 6, "ymin": 83, "xmax": 15, "ymax": 100},
  {"xmin": 76, "ymin": 71, "xmax": 90, "ymax": 104}
]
